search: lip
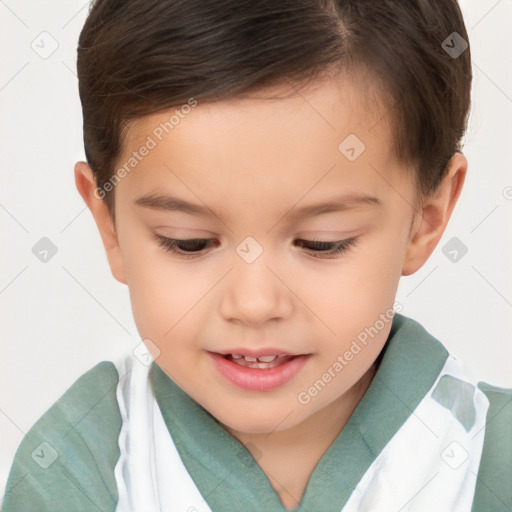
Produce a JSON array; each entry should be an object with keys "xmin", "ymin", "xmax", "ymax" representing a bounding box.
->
[{"xmin": 207, "ymin": 351, "xmax": 311, "ymax": 391}]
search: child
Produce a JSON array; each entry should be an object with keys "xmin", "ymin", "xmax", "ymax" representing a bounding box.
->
[{"xmin": 4, "ymin": 1, "xmax": 511, "ymax": 511}]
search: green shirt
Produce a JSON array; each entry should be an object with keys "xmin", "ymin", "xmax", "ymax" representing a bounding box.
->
[{"xmin": 3, "ymin": 314, "xmax": 512, "ymax": 511}]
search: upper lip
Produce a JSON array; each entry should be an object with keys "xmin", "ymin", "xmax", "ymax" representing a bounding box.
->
[{"xmin": 211, "ymin": 348, "xmax": 303, "ymax": 358}]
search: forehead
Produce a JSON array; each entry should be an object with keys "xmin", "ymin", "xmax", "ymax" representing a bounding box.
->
[
  {"xmin": 122, "ymin": 70, "xmax": 392, "ymax": 160},
  {"xmin": 116, "ymin": 72, "xmax": 404, "ymax": 217}
]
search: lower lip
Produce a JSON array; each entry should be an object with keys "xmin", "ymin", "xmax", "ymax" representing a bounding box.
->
[{"xmin": 207, "ymin": 352, "xmax": 310, "ymax": 391}]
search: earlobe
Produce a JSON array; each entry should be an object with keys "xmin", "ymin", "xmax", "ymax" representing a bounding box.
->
[
  {"xmin": 402, "ymin": 152, "xmax": 467, "ymax": 276},
  {"xmin": 74, "ymin": 161, "xmax": 127, "ymax": 285}
]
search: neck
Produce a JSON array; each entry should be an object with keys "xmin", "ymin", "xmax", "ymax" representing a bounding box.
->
[{"xmin": 223, "ymin": 362, "xmax": 377, "ymax": 509}]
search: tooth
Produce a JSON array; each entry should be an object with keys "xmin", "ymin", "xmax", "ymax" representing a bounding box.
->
[
  {"xmin": 231, "ymin": 354, "xmax": 243, "ymax": 359},
  {"xmin": 257, "ymin": 362, "xmax": 270, "ymax": 369},
  {"xmin": 244, "ymin": 356, "xmax": 258, "ymax": 362},
  {"xmin": 257, "ymin": 355, "xmax": 277, "ymax": 362}
]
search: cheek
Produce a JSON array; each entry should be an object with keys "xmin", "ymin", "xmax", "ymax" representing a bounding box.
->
[
  {"xmin": 303, "ymin": 228, "xmax": 407, "ymax": 386},
  {"xmin": 121, "ymin": 239, "xmax": 196, "ymax": 340},
  {"xmin": 310, "ymin": 230, "xmax": 406, "ymax": 327}
]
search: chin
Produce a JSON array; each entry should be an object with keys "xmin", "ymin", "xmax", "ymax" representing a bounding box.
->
[{"xmin": 211, "ymin": 405, "xmax": 304, "ymax": 436}]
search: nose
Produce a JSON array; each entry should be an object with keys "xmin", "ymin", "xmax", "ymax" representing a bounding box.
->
[{"xmin": 218, "ymin": 251, "xmax": 293, "ymax": 328}]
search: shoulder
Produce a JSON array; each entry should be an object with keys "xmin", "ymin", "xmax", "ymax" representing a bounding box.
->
[
  {"xmin": 471, "ymin": 381, "xmax": 512, "ymax": 511},
  {"xmin": 391, "ymin": 314, "xmax": 512, "ymax": 510},
  {"xmin": 3, "ymin": 360, "xmax": 123, "ymax": 512}
]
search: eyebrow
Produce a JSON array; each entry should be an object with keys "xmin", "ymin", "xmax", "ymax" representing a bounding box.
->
[{"xmin": 134, "ymin": 191, "xmax": 382, "ymax": 222}]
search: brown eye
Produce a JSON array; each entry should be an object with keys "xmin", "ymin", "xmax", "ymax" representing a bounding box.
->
[
  {"xmin": 153, "ymin": 235, "xmax": 216, "ymax": 258},
  {"xmin": 152, "ymin": 234, "xmax": 358, "ymax": 260},
  {"xmin": 295, "ymin": 237, "xmax": 358, "ymax": 258}
]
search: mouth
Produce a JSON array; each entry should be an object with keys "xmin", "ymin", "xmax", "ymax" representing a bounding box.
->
[
  {"xmin": 219, "ymin": 353, "xmax": 296, "ymax": 369},
  {"xmin": 207, "ymin": 350, "xmax": 311, "ymax": 391}
]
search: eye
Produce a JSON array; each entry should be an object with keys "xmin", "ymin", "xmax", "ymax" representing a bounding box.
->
[
  {"xmin": 294, "ymin": 237, "xmax": 358, "ymax": 258},
  {"xmin": 153, "ymin": 234, "xmax": 358, "ymax": 259},
  {"xmin": 153, "ymin": 234, "xmax": 217, "ymax": 259}
]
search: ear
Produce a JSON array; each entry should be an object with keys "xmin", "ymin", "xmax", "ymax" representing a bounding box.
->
[
  {"xmin": 402, "ymin": 151, "xmax": 467, "ymax": 276},
  {"xmin": 74, "ymin": 161, "xmax": 127, "ymax": 285}
]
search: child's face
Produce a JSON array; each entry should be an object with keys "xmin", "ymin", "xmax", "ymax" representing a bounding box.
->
[{"xmin": 93, "ymin": 75, "xmax": 427, "ymax": 434}]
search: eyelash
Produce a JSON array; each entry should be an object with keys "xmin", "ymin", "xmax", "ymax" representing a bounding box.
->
[{"xmin": 152, "ymin": 234, "xmax": 358, "ymax": 259}]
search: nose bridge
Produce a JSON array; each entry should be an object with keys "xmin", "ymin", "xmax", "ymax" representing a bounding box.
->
[{"xmin": 219, "ymin": 238, "xmax": 292, "ymax": 326}]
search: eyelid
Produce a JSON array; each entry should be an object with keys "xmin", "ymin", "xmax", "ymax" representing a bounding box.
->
[
  {"xmin": 152, "ymin": 234, "xmax": 216, "ymax": 256},
  {"xmin": 296, "ymin": 237, "xmax": 358, "ymax": 258},
  {"xmin": 152, "ymin": 233, "xmax": 359, "ymax": 259}
]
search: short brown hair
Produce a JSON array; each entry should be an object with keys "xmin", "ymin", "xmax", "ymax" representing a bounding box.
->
[{"xmin": 76, "ymin": 0, "xmax": 471, "ymax": 223}]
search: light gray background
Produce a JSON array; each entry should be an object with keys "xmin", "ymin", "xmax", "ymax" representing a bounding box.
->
[{"xmin": 1, "ymin": 0, "xmax": 511, "ymax": 505}]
